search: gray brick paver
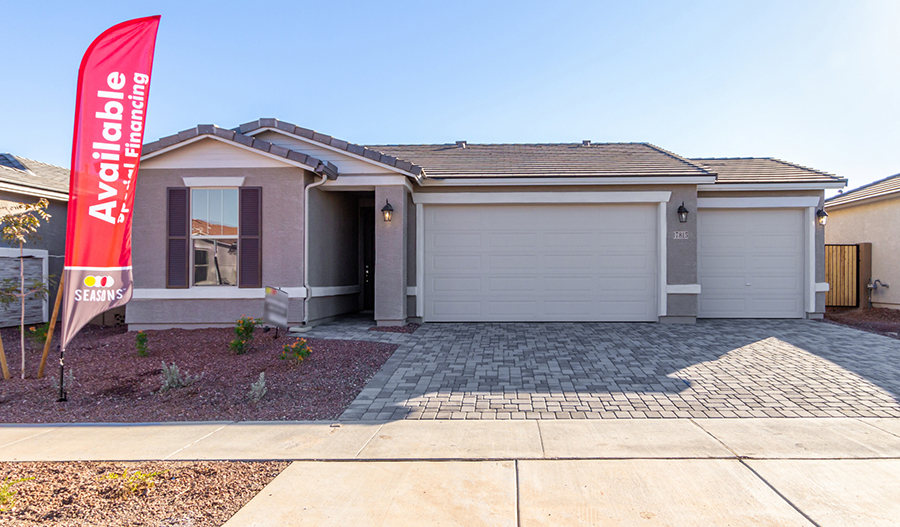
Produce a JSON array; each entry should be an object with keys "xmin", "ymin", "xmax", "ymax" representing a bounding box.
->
[{"xmin": 314, "ymin": 317, "xmax": 900, "ymax": 421}]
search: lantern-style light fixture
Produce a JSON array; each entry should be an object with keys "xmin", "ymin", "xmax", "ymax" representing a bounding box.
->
[
  {"xmin": 677, "ymin": 202, "xmax": 689, "ymax": 223},
  {"xmin": 382, "ymin": 199, "xmax": 394, "ymax": 222},
  {"xmin": 816, "ymin": 209, "xmax": 828, "ymax": 226}
]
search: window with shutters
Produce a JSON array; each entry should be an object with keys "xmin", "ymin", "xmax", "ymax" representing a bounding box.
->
[
  {"xmin": 191, "ymin": 188, "xmax": 239, "ymax": 286},
  {"xmin": 168, "ymin": 186, "xmax": 261, "ymax": 289}
]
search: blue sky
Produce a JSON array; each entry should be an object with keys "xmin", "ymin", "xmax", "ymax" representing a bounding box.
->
[{"xmin": 3, "ymin": 1, "xmax": 899, "ymax": 194}]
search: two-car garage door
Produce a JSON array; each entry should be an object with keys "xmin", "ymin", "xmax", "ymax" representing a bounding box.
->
[{"xmin": 423, "ymin": 203, "xmax": 658, "ymax": 322}]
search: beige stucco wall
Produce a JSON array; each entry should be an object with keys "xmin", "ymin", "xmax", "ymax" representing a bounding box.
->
[{"xmin": 825, "ymin": 196, "xmax": 900, "ymax": 308}]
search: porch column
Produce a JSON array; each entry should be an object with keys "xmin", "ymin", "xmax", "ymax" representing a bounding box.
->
[{"xmin": 374, "ymin": 185, "xmax": 408, "ymax": 326}]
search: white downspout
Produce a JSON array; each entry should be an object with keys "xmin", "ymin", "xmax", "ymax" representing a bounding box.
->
[{"xmin": 303, "ymin": 173, "xmax": 329, "ymax": 325}]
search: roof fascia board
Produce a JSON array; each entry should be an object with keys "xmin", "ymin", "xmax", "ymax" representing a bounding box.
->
[
  {"xmin": 0, "ymin": 182, "xmax": 69, "ymax": 201},
  {"xmin": 321, "ymin": 175, "xmax": 414, "ymax": 193},
  {"xmin": 698, "ymin": 182, "xmax": 846, "ymax": 191},
  {"xmin": 824, "ymin": 191, "xmax": 900, "ymax": 211},
  {"xmin": 418, "ymin": 176, "xmax": 716, "ymax": 186},
  {"xmin": 412, "ymin": 191, "xmax": 672, "ymax": 205},
  {"xmin": 140, "ymin": 135, "xmax": 320, "ymax": 173},
  {"xmin": 246, "ymin": 127, "xmax": 421, "ymax": 181}
]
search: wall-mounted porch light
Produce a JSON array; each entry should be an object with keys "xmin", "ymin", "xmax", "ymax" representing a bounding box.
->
[
  {"xmin": 382, "ymin": 199, "xmax": 394, "ymax": 222},
  {"xmin": 816, "ymin": 209, "xmax": 828, "ymax": 226},
  {"xmin": 677, "ymin": 202, "xmax": 689, "ymax": 223}
]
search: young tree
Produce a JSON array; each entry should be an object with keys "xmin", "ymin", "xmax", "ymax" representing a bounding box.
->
[{"xmin": 0, "ymin": 199, "xmax": 51, "ymax": 379}]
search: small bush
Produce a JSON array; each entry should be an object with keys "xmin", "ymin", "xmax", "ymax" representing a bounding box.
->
[
  {"xmin": 27, "ymin": 323, "xmax": 50, "ymax": 346},
  {"xmin": 280, "ymin": 338, "xmax": 312, "ymax": 363},
  {"xmin": 135, "ymin": 331, "xmax": 149, "ymax": 357},
  {"xmin": 103, "ymin": 469, "xmax": 166, "ymax": 499},
  {"xmin": 229, "ymin": 316, "xmax": 260, "ymax": 355},
  {"xmin": 0, "ymin": 476, "xmax": 34, "ymax": 511},
  {"xmin": 159, "ymin": 361, "xmax": 198, "ymax": 392},
  {"xmin": 248, "ymin": 372, "xmax": 267, "ymax": 402}
]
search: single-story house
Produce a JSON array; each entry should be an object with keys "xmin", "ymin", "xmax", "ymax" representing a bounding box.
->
[
  {"xmin": 0, "ymin": 153, "xmax": 69, "ymax": 327},
  {"xmin": 824, "ymin": 174, "xmax": 900, "ymax": 309},
  {"xmin": 126, "ymin": 119, "xmax": 847, "ymax": 329}
]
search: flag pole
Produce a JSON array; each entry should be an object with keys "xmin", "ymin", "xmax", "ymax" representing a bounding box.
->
[{"xmin": 57, "ymin": 345, "xmax": 67, "ymax": 402}]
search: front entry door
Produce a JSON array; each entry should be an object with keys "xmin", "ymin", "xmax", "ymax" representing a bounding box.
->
[{"xmin": 361, "ymin": 206, "xmax": 375, "ymax": 310}]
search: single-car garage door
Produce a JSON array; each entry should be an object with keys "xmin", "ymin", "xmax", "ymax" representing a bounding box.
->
[
  {"xmin": 424, "ymin": 203, "xmax": 658, "ymax": 322},
  {"xmin": 698, "ymin": 209, "xmax": 805, "ymax": 318}
]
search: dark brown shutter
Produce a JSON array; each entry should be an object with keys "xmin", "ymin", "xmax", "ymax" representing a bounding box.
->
[
  {"xmin": 166, "ymin": 187, "xmax": 190, "ymax": 288},
  {"xmin": 239, "ymin": 187, "xmax": 262, "ymax": 288}
]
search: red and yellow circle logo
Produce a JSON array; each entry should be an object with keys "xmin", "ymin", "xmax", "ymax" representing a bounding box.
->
[{"xmin": 83, "ymin": 276, "xmax": 115, "ymax": 287}]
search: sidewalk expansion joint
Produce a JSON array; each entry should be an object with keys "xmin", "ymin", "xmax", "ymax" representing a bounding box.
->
[
  {"xmin": 688, "ymin": 418, "xmax": 741, "ymax": 457},
  {"xmin": 0, "ymin": 428, "xmax": 56, "ymax": 450},
  {"xmin": 163, "ymin": 423, "xmax": 229, "ymax": 460},
  {"xmin": 854, "ymin": 417, "xmax": 900, "ymax": 440},
  {"xmin": 353, "ymin": 422, "xmax": 386, "ymax": 458},
  {"xmin": 739, "ymin": 459, "xmax": 822, "ymax": 527}
]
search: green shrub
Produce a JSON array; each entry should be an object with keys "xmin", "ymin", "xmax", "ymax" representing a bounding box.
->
[
  {"xmin": 27, "ymin": 323, "xmax": 49, "ymax": 346},
  {"xmin": 248, "ymin": 372, "xmax": 267, "ymax": 402},
  {"xmin": 104, "ymin": 469, "xmax": 166, "ymax": 499},
  {"xmin": 0, "ymin": 476, "xmax": 34, "ymax": 511},
  {"xmin": 135, "ymin": 331, "xmax": 149, "ymax": 357},
  {"xmin": 229, "ymin": 316, "xmax": 260, "ymax": 355},
  {"xmin": 159, "ymin": 361, "xmax": 198, "ymax": 392},
  {"xmin": 280, "ymin": 338, "xmax": 312, "ymax": 363}
]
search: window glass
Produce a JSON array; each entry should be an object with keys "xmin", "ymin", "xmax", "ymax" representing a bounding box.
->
[
  {"xmin": 192, "ymin": 189, "xmax": 238, "ymax": 236},
  {"xmin": 193, "ymin": 239, "xmax": 238, "ymax": 286},
  {"xmin": 191, "ymin": 188, "xmax": 240, "ymax": 286}
]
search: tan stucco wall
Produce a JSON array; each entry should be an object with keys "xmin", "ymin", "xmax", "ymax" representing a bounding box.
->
[{"xmin": 825, "ymin": 196, "xmax": 900, "ymax": 308}]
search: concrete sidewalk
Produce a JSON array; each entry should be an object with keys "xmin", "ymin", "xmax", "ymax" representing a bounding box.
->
[{"xmin": 3, "ymin": 418, "xmax": 900, "ymax": 525}]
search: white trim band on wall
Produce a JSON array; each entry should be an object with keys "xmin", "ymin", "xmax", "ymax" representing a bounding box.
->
[
  {"xmin": 667, "ymin": 284, "xmax": 701, "ymax": 295},
  {"xmin": 309, "ymin": 285, "xmax": 361, "ymax": 298},
  {"xmin": 815, "ymin": 282, "xmax": 831, "ymax": 292},
  {"xmin": 697, "ymin": 197, "xmax": 822, "ymax": 209},
  {"xmin": 182, "ymin": 177, "xmax": 246, "ymax": 187},
  {"xmin": 133, "ymin": 287, "xmax": 308, "ymax": 300},
  {"xmin": 413, "ymin": 191, "xmax": 673, "ymax": 205}
]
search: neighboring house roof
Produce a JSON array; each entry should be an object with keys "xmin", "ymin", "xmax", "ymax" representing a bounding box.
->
[
  {"xmin": 825, "ymin": 173, "xmax": 900, "ymax": 208},
  {"xmin": 235, "ymin": 119, "xmax": 426, "ymax": 178},
  {"xmin": 142, "ymin": 124, "xmax": 339, "ymax": 179},
  {"xmin": 691, "ymin": 157, "xmax": 847, "ymax": 185},
  {"xmin": 0, "ymin": 153, "xmax": 69, "ymax": 200},
  {"xmin": 369, "ymin": 143, "xmax": 714, "ymax": 178}
]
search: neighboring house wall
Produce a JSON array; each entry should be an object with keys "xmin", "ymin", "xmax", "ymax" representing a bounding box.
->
[
  {"xmin": 0, "ymin": 249, "xmax": 48, "ymax": 327},
  {"xmin": 127, "ymin": 165, "xmax": 309, "ymax": 329},
  {"xmin": 0, "ymin": 192, "xmax": 66, "ymax": 302},
  {"xmin": 825, "ymin": 196, "xmax": 900, "ymax": 309}
]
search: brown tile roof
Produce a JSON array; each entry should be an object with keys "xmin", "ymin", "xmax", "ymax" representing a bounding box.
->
[
  {"xmin": 825, "ymin": 173, "xmax": 900, "ymax": 208},
  {"xmin": 366, "ymin": 143, "xmax": 714, "ymax": 178},
  {"xmin": 234, "ymin": 119, "xmax": 425, "ymax": 177},
  {"xmin": 691, "ymin": 157, "xmax": 846, "ymax": 185},
  {"xmin": 0, "ymin": 153, "xmax": 69, "ymax": 196},
  {"xmin": 142, "ymin": 124, "xmax": 339, "ymax": 179}
]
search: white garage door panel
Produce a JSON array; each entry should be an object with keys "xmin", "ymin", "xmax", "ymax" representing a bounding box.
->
[
  {"xmin": 425, "ymin": 203, "xmax": 658, "ymax": 322},
  {"xmin": 698, "ymin": 209, "xmax": 804, "ymax": 318}
]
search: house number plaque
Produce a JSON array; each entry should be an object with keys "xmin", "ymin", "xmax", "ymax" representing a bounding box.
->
[{"xmin": 674, "ymin": 231, "xmax": 690, "ymax": 240}]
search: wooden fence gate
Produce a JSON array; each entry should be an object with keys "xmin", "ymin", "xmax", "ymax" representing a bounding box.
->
[{"xmin": 825, "ymin": 244, "xmax": 859, "ymax": 307}]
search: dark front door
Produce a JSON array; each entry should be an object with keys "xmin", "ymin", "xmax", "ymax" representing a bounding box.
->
[{"xmin": 361, "ymin": 207, "xmax": 375, "ymax": 310}]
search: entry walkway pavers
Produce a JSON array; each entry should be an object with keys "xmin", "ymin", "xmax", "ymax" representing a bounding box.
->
[
  {"xmin": 331, "ymin": 319, "xmax": 900, "ymax": 420},
  {"xmin": 4, "ymin": 419, "xmax": 899, "ymax": 526}
]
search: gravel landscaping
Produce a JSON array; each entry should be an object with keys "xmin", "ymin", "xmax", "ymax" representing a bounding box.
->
[
  {"xmin": 0, "ymin": 460, "xmax": 289, "ymax": 526},
  {"xmin": 0, "ymin": 324, "xmax": 397, "ymax": 423},
  {"xmin": 825, "ymin": 307, "xmax": 900, "ymax": 339}
]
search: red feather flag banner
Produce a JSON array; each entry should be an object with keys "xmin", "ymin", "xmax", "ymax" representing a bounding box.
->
[{"xmin": 58, "ymin": 16, "xmax": 160, "ymax": 398}]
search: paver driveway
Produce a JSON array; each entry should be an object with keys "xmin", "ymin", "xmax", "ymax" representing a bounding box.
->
[{"xmin": 301, "ymin": 318, "xmax": 900, "ymax": 420}]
